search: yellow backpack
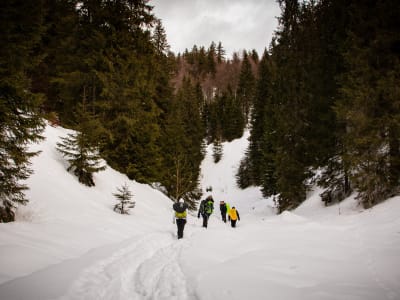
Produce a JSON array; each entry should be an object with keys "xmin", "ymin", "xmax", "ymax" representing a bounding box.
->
[
  {"xmin": 229, "ymin": 208, "xmax": 238, "ymax": 220},
  {"xmin": 175, "ymin": 211, "xmax": 187, "ymax": 218}
]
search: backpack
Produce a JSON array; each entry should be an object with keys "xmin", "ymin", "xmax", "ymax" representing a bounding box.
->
[
  {"xmin": 173, "ymin": 202, "xmax": 188, "ymax": 219},
  {"xmin": 175, "ymin": 211, "xmax": 187, "ymax": 218},
  {"xmin": 229, "ymin": 208, "xmax": 238, "ymax": 220},
  {"xmin": 205, "ymin": 200, "xmax": 213, "ymax": 214},
  {"xmin": 199, "ymin": 200, "xmax": 206, "ymax": 214}
]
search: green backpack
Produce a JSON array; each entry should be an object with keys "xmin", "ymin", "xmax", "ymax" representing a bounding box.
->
[{"xmin": 205, "ymin": 200, "xmax": 213, "ymax": 214}]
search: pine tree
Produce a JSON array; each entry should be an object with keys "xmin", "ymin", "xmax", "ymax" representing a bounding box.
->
[
  {"xmin": 207, "ymin": 41, "xmax": 217, "ymax": 76},
  {"xmin": 314, "ymin": 0, "xmax": 351, "ymax": 205},
  {"xmin": 56, "ymin": 105, "xmax": 106, "ymax": 187},
  {"xmin": 236, "ymin": 156, "xmax": 253, "ymax": 189},
  {"xmin": 248, "ymin": 51, "xmax": 273, "ymax": 187},
  {"xmin": 113, "ymin": 183, "xmax": 135, "ymax": 214},
  {"xmin": 217, "ymin": 42, "xmax": 225, "ymax": 63},
  {"xmin": 271, "ymin": 0, "xmax": 309, "ymax": 212},
  {"xmin": 31, "ymin": 0, "xmax": 79, "ymax": 118},
  {"xmin": 236, "ymin": 51, "xmax": 256, "ymax": 122},
  {"xmin": 212, "ymin": 137, "xmax": 223, "ymax": 163},
  {"xmin": 335, "ymin": 0, "xmax": 400, "ymax": 208},
  {"xmin": 57, "ymin": 129, "xmax": 105, "ymax": 187},
  {"xmin": 94, "ymin": 0, "xmax": 162, "ymax": 183},
  {"xmin": 160, "ymin": 78, "xmax": 205, "ymax": 209},
  {"xmin": 153, "ymin": 18, "xmax": 170, "ymax": 55},
  {"xmin": 0, "ymin": 0, "xmax": 46, "ymax": 222}
]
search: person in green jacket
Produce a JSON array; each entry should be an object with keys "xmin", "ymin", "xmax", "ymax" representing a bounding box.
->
[{"xmin": 198, "ymin": 195, "xmax": 214, "ymax": 228}]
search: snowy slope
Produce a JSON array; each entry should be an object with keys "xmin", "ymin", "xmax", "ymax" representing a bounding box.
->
[{"xmin": 0, "ymin": 125, "xmax": 399, "ymax": 300}]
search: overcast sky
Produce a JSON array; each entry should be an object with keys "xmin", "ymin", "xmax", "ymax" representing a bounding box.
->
[{"xmin": 150, "ymin": 0, "xmax": 281, "ymax": 57}]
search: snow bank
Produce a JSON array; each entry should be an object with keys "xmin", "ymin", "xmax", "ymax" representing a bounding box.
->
[{"xmin": 0, "ymin": 124, "xmax": 172, "ymax": 284}]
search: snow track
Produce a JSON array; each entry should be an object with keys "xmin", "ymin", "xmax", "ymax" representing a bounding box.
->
[
  {"xmin": 133, "ymin": 238, "xmax": 196, "ymax": 300},
  {"xmin": 0, "ymin": 230, "xmax": 197, "ymax": 300},
  {"xmin": 59, "ymin": 231, "xmax": 195, "ymax": 300}
]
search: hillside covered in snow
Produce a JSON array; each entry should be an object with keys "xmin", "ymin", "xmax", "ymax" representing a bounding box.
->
[{"xmin": 0, "ymin": 124, "xmax": 399, "ymax": 300}]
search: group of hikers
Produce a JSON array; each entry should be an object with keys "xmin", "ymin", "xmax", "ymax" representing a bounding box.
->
[{"xmin": 172, "ymin": 195, "xmax": 240, "ymax": 239}]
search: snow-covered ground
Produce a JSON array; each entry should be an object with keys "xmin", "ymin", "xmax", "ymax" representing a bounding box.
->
[{"xmin": 0, "ymin": 124, "xmax": 399, "ymax": 300}]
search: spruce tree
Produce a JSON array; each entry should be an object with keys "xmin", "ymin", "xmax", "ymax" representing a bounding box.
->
[
  {"xmin": 160, "ymin": 78, "xmax": 205, "ymax": 209},
  {"xmin": 335, "ymin": 0, "xmax": 400, "ymax": 207},
  {"xmin": 207, "ymin": 41, "xmax": 217, "ymax": 76},
  {"xmin": 217, "ymin": 42, "xmax": 225, "ymax": 63},
  {"xmin": 212, "ymin": 137, "xmax": 223, "ymax": 163},
  {"xmin": 113, "ymin": 183, "xmax": 135, "ymax": 214},
  {"xmin": 57, "ymin": 105, "xmax": 106, "ymax": 187},
  {"xmin": 248, "ymin": 51, "xmax": 273, "ymax": 187},
  {"xmin": 95, "ymin": 0, "xmax": 163, "ymax": 183},
  {"xmin": 236, "ymin": 51, "xmax": 256, "ymax": 122},
  {"xmin": 57, "ymin": 129, "xmax": 106, "ymax": 187},
  {"xmin": 270, "ymin": 0, "xmax": 309, "ymax": 212},
  {"xmin": 0, "ymin": 0, "xmax": 45, "ymax": 222}
]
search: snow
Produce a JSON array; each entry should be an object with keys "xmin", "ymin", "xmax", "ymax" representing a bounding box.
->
[{"xmin": 0, "ymin": 124, "xmax": 399, "ymax": 300}]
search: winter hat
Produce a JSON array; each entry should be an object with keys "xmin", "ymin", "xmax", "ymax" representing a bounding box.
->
[{"xmin": 179, "ymin": 198, "xmax": 184, "ymax": 203}]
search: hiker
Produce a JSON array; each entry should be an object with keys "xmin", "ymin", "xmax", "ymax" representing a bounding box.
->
[
  {"xmin": 198, "ymin": 195, "xmax": 214, "ymax": 228},
  {"xmin": 173, "ymin": 198, "xmax": 188, "ymax": 239},
  {"xmin": 228, "ymin": 206, "xmax": 240, "ymax": 228},
  {"xmin": 219, "ymin": 200, "xmax": 227, "ymax": 223}
]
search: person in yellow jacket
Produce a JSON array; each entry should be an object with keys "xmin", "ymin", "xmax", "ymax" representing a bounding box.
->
[{"xmin": 228, "ymin": 206, "xmax": 240, "ymax": 228}]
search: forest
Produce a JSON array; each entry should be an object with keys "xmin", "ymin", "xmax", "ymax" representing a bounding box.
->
[{"xmin": 1, "ymin": 0, "xmax": 399, "ymax": 222}]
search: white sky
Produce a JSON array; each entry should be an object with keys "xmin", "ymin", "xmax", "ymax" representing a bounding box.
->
[{"xmin": 150, "ymin": 0, "xmax": 281, "ymax": 57}]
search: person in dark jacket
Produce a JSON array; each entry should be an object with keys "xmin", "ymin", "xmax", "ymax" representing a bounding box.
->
[
  {"xmin": 173, "ymin": 198, "xmax": 188, "ymax": 239},
  {"xmin": 219, "ymin": 200, "xmax": 227, "ymax": 223},
  {"xmin": 228, "ymin": 206, "xmax": 240, "ymax": 228},
  {"xmin": 198, "ymin": 195, "xmax": 214, "ymax": 228}
]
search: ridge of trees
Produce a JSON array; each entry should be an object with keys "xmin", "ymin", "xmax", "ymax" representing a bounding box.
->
[{"xmin": 239, "ymin": 0, "xmax": 400, "ymax": 212}]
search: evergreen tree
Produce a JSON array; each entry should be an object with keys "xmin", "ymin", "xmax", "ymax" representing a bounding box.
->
[
  {"xmin": 270, "ymin": 0, "xmax": 309, "ymax": 212},
  {"xmin": 94, "ymin": 0, "xmax": 163, "ymax": 183},
  {"xmin": 212, "ymin": 136, "xmax": 223, "ymax": 163},
  {"xmin": 251, "ymin": 49, "xmax": 259, "ymax": 64},
  {"xmin": 236, "ymin": 51, "xmax": 256, "ymax": 122},
  {"xmin": 160, "ymin": 78, "xmax": 205, "ymax": 209},
  {"xmin": 113, "ymin": 183, "xmax": 135, "ymax": 214},
  {"xmin": 236, "ymin": 156, "xmax": 253, "ymax": 189},
  {"xmin": 335, "ymin": 0, "xmax": 400, "ymax": 207},
  {"xmin": 153, "ymin": 18, "xmax": 170, "ymax": 55},
  {"xmin": 0, "ymin": 0, "xmax": 46, "ymax": 222},
  {"xmin": 207, "ymin": 41, "xmax": 217, "ymax": 76},
  {"xmin": 221, "ymin": 87, "xmax": 245, "ymax": 141},
  {"xmin": 247, "ymin": 51, "xmax": 273, "ymax": 187},
  {"xmin": 314, "ymin": 0, "xmax": 351, "ymax": 204},
  {"xmin": 217, "ymin": 42, "xmax": 225, "ymax": 63},
  {"xmin": 57, "ymin": 125, "xmax": 106, "ymax": 187}
]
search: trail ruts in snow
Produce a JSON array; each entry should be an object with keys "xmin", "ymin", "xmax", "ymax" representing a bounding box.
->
[{"xmin": 58, "ymin": 231, "xmax": 196, "ymax": 300}]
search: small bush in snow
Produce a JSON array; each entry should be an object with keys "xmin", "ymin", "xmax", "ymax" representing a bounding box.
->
[{"xmin": 113, "ymin": 183, "xmax": 135, "ymax": 214}]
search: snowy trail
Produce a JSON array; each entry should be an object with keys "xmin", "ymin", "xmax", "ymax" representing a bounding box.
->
[
  {"xmin": 1, "ymin": 209, "xmax": 399, "ymax": 300},
  {"xmin": 59, "ymin": 232, "xmax": 179, "ymax": 300},
  {"xmin": 0, "ymin": 223, "xmax": 200, "ymax": 300}
]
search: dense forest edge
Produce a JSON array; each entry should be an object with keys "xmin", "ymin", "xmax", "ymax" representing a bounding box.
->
[{"xmin": 1, "ymin": 0, "xmax": 399, "ymax": 222}]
